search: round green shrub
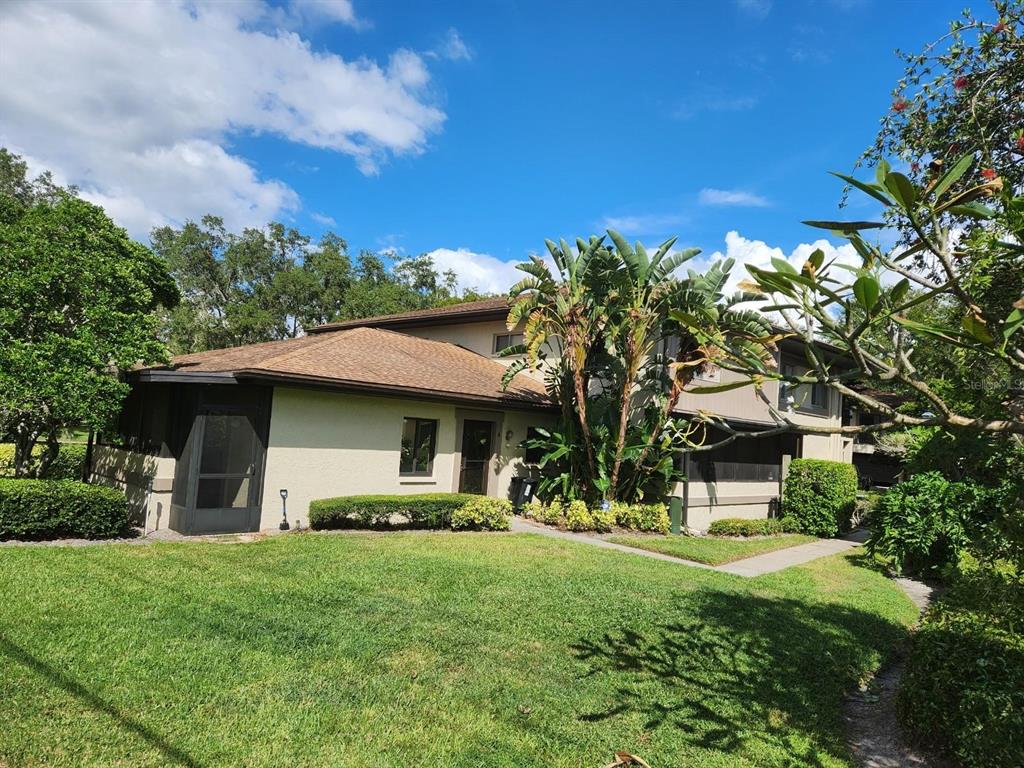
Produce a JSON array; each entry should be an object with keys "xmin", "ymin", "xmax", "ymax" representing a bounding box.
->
[
  {"xmin": 866, "ymin": 472, "xmax": 984, "ymax": 575},
  {"xmin": 564, "ymin": 500, "xmax": 594, "ymax": 531},
  {"xmin": 590, "ymin": 503, "xmax": 616, "ymax": 533},
  {"xmin": 0, "ymin": 479, "xmax": 130, "ymax": 540},
  {"xmin": 613, "ymin": 502, "xmax": 670, "ymax": 534},
  {"xmin": 898, "ymin": 571, "xmax": 1024, "ymax": 767},
  {"xmin": 782, "ymin": 459, "xmax": 857, "ymax": 537},
  {"xmin": 451, "ymin": 497, "xmax": 512, "ymax": 531}
]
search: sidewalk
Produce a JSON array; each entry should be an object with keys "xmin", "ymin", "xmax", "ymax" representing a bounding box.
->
[{"xmin": 511, "ymin": 516, "xmax": 865, "ymax": 578}]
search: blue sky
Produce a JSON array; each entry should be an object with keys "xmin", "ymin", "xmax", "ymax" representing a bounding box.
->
[{"xmin": 1, "ymin": 0, "xmax": 982, "ymax": 293}]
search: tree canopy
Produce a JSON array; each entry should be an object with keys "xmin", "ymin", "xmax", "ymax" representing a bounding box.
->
[
  {"xmin": 0, "ymin": 152, "xmax": 179, "ymax": 477},
  {"xmin": 152, "ymin": 217, "xmax": 487, "ymax": 354}
]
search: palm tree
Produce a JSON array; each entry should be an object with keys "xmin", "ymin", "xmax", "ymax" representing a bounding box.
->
[{"xmin": 504, "ymin": 237, "xmax": 614, "ymax": 496}]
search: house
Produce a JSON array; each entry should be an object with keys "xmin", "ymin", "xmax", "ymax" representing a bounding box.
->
[{"xmin": 92, "ymin": 298, "xmax": 853, "ymax": 535}]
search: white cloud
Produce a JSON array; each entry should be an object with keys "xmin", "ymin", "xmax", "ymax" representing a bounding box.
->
[
  {"xmin": 694, "ymin": 230, "xmax": 860, "ymax": 300},
  {"xmin": 429, "ymin": 28, "xmax": 473, "ymax": 61},
  {"xmin": 673, "ymin": 94, "xmax": 758, "ymax": 121},
  {"xmin": 699, "ymin": 188, "xmax": 771, "ymax": 207},
  {"xmin": 736, "ymin": 0, "xmax": 772, "ymax": 18},
  {"xmin": 285, "ymin": 0, "xmax": 362, "ymax": 27},
  {"xmin": 311, "ymin": 212, "xmax": 337, "ymax": 227},
  {"xmin": 423, "ymin": 248, "xmax": 531, "ymax": 295},
  {"xmin": 0, "ymin": 1, "xmax": 448, "ymax": 237},
  {"xmin": 598, "ymin": 212, "xmax": 688, "ymax": 236}
]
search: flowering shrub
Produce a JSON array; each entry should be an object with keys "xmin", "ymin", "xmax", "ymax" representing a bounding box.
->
[{"xmin": 450, "ymin": 497, "xmax": 512, "ymax": 532}]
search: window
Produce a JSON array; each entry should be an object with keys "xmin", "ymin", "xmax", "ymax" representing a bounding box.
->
[
  {"xmin": 493, "ymin": 332, "xmax": 524, "ymax": 355},
  {"xmin": 400, "ymin": 418, "xmax": 437, "ymax": 475},
  {"xmin": 523, "ymin": 427, "xmax": 544, "ymax": 465},
  {"xmin": 684, "ymin": 428, "xmax": 783, "ymax": 484},
  {"xmin": 781, "ymin": 363, "xmax": 829, "ymax": 412}
]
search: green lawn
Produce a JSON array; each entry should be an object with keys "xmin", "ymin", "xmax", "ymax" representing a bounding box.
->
[
  {"xmin": 608, "ymin": 533, "xmax": 816, "ymax": 565},
  {"xmin": 0, "ymin": 531, "xmax": 916, "ymax": 767}
]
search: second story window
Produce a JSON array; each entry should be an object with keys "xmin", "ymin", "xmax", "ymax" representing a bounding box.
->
[
  {"xmin": 781, "ymin": 363, "xmax": 829, "ymax": 412},
  {"xmin": 493, "ymin": 332, "xmax": 524, "ymax": 355},
  {"xmin": 400, "ymin": 417, "xmax": 437, "ymax": 475}
]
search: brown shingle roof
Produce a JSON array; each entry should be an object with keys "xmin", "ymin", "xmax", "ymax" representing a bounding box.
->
[
  {"xmin": 153, "ymin": 327, "xmax": 552, "ymax": 409},
  {"xmin": 309, "ymin": 297, "xmax": 510, "ymax": 333}
]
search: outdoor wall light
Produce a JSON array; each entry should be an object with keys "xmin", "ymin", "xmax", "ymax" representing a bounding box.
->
[
  {"xmin": 505, "ymin": 429, "xmax": 514, "ymax": 442},
  {"xmin": 279, "ymin": 488, "xmax": 290, "ymax": 531}
]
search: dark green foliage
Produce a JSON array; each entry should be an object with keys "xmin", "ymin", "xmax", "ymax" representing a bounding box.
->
[
  {"xmin": 0, "ymin": 155, "xmax": 177, "ymax": 478},
  {"xmin": 39, "ymin": 444, "xmax": 87, "ymax": 481},
  {"xmin": 152, "ymin": 214, "xmax": 479, "ymax": 355},
  {"xmin": 867, "ymin": 472, "xmax": 1006, "ymax": 575},
  {"xmin": 308, "ymin": 493, "xmax": 479, "ymax": 530},
  {"xmin": 450, "ymin": 497, "xmax": 512, "ymax": 531},
  {"xmin": 0, "ymin": 479, "xmax": 130, "ymax": 540},
  {"xmin": 783, "ymin": 459, "xmax": 858, "ymax": 537},
  {"xmin": 0, "ymin": 443, "xmax": 87, "ymax": 480},
  {"xmin": 708, "ymin": 517, "xmax": 800, "ymax": 537},
  {"xmin": 899, "ymin": 568, "xmax": 1024, "ymax": 768}
]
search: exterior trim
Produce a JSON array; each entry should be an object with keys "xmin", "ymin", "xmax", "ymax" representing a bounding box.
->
[{"xmin": 135, "ymin": 368, "xmax": 555, "ymax": 413}]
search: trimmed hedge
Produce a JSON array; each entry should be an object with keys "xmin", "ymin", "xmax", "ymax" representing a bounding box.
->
[
  {"xmin": 708, "ymin": 516, "xmax": 800, "ymax": 537},
  {"xmin": 0, "ymin": 443, "xmax": 88, "ymax": 481},
  {"xmin": 0, "ymin": 479, "xmax": 130, "ymax": 540},
  {"xmin": 898, "ymin": 569, "xmax": 1024, "ymax": 767},
  {"xmin": 783, "ymin": 459, "xmax": 857, "ymax": 537},
  {"xmin": 450, "ymin": 497, "xmax": 512, "ymax": 531},
  {"xmin": 309, "ymin": 493, "xmax": 479, "ymax": 530}
]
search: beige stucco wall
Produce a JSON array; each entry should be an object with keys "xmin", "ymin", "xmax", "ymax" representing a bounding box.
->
[
  {"xmin": 90, "ymin": 445, "xmax": 176, "ymax": 532},
  {"xmin": 259, "ymin": 386, "xmax": 555, "ymax": 530}
]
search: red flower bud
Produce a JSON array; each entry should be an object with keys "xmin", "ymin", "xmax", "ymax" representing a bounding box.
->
[
  {"xmin": 892, "ymin": 99, "xmax": 908, "ymax": 112},
  {"xmin": 954, "ymin": 76, "xmax": 968, "ymax": 89},
  {"xmin": 911, "ymin": 162, "xmax": 921, "ymax": 173},
  {"xmin": 1017, "ymin": 135, "xmax": 1024, "ymax": 151},
  {"xmin": 981, "ymin": 168, "xmax": 998, "ymax": 180},
  {"xmin": 993, "ymin": 21, "xmax": 1007, "ymax": 33}
]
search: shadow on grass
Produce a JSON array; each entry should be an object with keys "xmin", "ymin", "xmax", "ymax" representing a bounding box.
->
[
  {"xmin": 0, "ymin": 635, "xmax": 201, "ymax": 767},
  {"xmin": 572, "ymin": 586, "xmax": 910, "ymax": 765}
]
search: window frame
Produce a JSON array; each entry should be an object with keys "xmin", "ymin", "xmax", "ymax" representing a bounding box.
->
[
  {"xmin": 399, "ymin": 417, "xmax": 439, "ymax": 477},
  {"xmin": 781, "ymin": 362, "xmax": 830, "ymax": 414},
  {"xmin": 493, "ymin": 332, "xmax": 525, "ymax": 356}
]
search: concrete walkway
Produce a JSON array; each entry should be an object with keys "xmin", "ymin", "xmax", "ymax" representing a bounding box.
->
[
  {"xmin": 511, "ymin": 516, "xmax": 865, "ymax": 577},
  {"xmin": 716, "ymin": 536, "xmax": 863, "ymax": 576}
]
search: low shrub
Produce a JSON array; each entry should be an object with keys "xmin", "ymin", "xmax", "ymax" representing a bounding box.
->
[
  {"xmin": 564, "ymin": 499, "xmax": 594, "ymax": 532},
  {"xmin": 44, "ymin": 444, "xmax": 88, "ymax": 481},
  {"xmin": 898, "ymin": 568, "xmax": 1024, "ymax": 767},
  {"xmin": 0, "ymin": 443, "xmax": 87, "ymax": 480},
  {"xmin": 308, "ymin": 493, "xmax": 478, "ymax": 530},
  {"xmin": 0, "ymin": 479, "xmax": 130, "ymax": 540},
  {"xmin": 451, "ymin": 497, "xmax": 512, "ymax": 531},
  {"xmin": 613, "ymin": 502, "xmax": 671, "ymax": 534},
  {"xmin": 783, "ymin": 459, "xmax": 858, "ymax": 537},
  {"xmin": 707, "ymin": 517, "xmax": 793, "ymax": 537},
  {"xmin": 866, "ymin": 472, "xmax": 993, "ymax": 575},
  {"xmin": 590, "ymin": 503, "xmax": 616, "ymax": 533}
]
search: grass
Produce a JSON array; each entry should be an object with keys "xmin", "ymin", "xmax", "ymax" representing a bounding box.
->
[
  {"xmin": 0, "ymin": 531, "xmax": 917, "ymax": 767},
  {"xmin": 607, "ymin": 533, "xmax": 816, "ymax": 565}
]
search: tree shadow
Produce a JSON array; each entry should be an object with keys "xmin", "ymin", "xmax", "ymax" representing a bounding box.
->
[
  {"xmin": 572, "ymin": 586, "xmax": 910, "ymax": 765},
  {"xmin": 0, "ymin": 635, "xmax": 201, "ymax": 767}
]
